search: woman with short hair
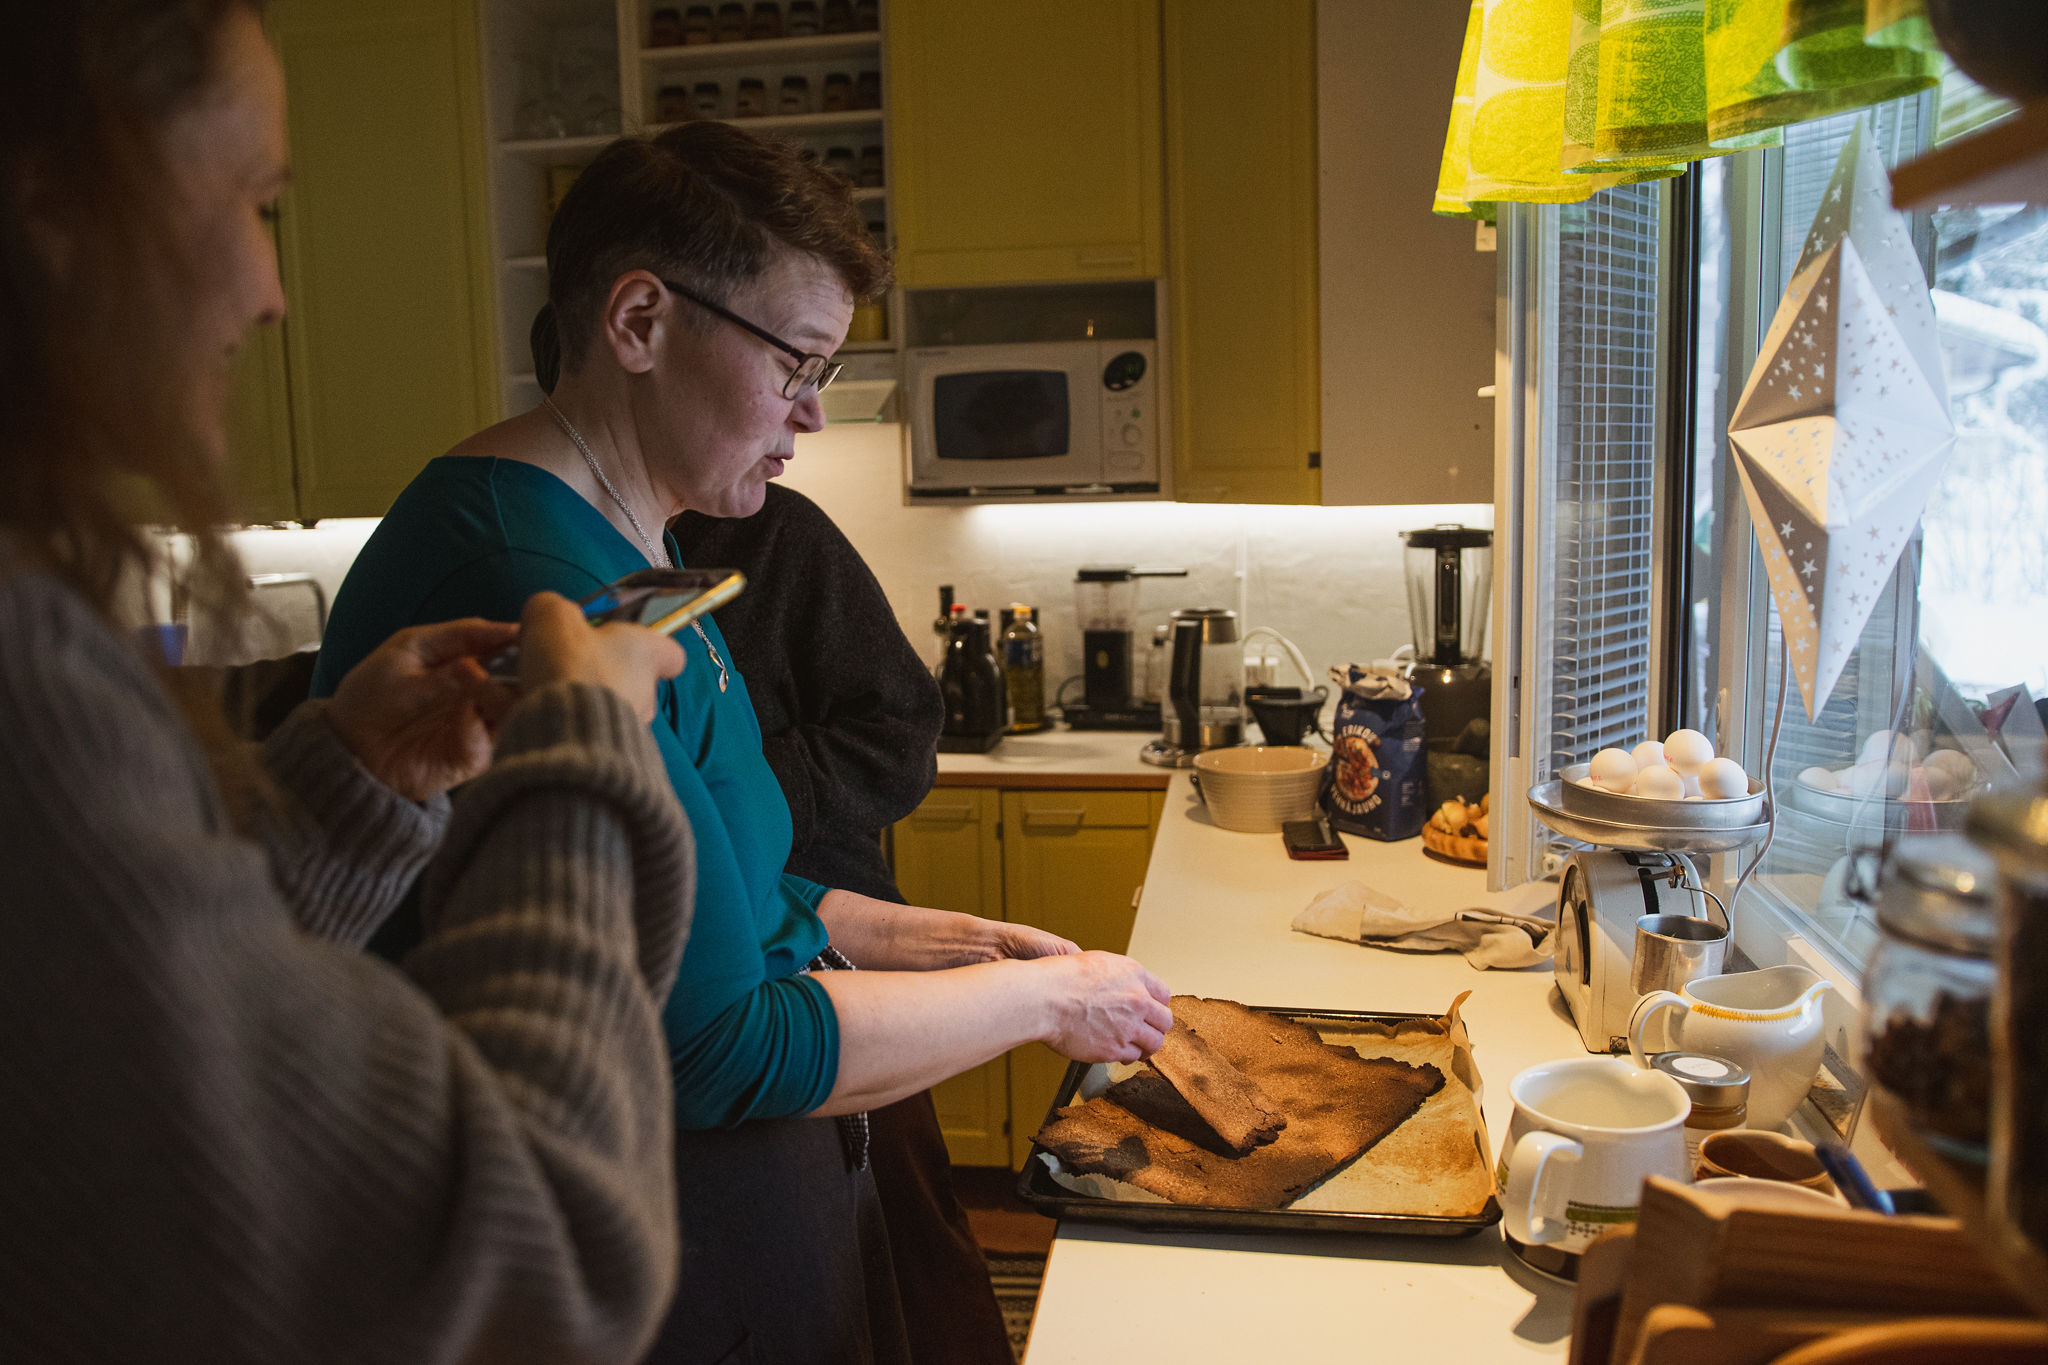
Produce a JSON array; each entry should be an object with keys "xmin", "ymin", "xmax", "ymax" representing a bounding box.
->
[
  {"xmin": 314, "ymin": 121, "xmax": 1174, "ymax": 1363},
  {"xmin": 0, "ymin": 3, "xmax": 699, "ymax": 1362}
]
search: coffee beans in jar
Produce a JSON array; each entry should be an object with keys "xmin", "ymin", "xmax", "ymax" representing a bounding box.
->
[{"xmin": 1862, "ymin": 837, "xmax": 1997, "ymax": 1160}]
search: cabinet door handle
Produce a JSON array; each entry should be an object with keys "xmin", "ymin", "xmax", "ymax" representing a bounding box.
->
[
  {"xmin": 913, "ymin": 804, "xmax": 977, "ymax": 823},
  {"xmin": 1021, "ymin": 808, "xmax": 1087, "ymax": 829},
  {"xmin": 1130, "ymin": 883, "xmax": 1144, "ymax": 910}
]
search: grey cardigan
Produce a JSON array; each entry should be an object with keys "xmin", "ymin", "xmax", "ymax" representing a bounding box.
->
[{"xmin": 0, "ymin": 565, "xmax": 695, "ymax": 1364}]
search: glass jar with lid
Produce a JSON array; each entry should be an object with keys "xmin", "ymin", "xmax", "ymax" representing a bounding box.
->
[
  {"xmin": 1647, "ymin": 1050, "xmax": 1749, "ymax": 1168},
  {"xmin": 1861, "ymin": 833, "xmax": 1997, "ymax": 1163},
  {"xmin": 1968, "ymin": 784, "xmax": 2048, "ymax": 1287}
]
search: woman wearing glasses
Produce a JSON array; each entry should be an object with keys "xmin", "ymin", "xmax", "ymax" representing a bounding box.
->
[{"xmin": 313, "ymin": 121, "xmax": 1173, "ymax": 1365}]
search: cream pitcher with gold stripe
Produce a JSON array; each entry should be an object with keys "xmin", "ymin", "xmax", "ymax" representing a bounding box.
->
[{"xmin": 1628, "ymin": 965, "xmax": 1833, "ymax": 1130}]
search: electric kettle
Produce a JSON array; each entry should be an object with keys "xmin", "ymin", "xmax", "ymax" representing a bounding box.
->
[{"xmin": 1141, "ymin": 608, "xmax": 1243, "ymax": 767}]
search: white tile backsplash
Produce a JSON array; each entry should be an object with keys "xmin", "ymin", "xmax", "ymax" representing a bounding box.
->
[{"xmin": 192, "ymin": 426, "xmax": 1491, "ymax": 689}]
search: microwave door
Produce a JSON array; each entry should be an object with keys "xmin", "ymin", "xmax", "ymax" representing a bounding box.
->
[{"xmin": 920, "ymin": 366, "xmax": 1099, "ymax": 489}]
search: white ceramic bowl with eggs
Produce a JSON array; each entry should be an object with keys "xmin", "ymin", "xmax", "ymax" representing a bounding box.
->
[{"xmin": 1191, "ymin": 746, "xmax": 1330, "ymax": 833}]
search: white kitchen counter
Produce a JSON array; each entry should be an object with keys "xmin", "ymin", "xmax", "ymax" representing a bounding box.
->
[
  {"xmin": 1023, "ymin": 774, "xmax": 1587, "ymax": 1363},
  {"xmin": 934, "ymin": 727, "xmax": 1172, "ymax": 789}
]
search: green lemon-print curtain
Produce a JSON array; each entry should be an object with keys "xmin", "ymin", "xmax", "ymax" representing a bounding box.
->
[{"xmin": 1436, "ymin": 0, "xmax": 1943, "ymax": 217}]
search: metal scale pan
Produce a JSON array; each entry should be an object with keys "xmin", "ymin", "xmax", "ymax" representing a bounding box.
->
[{"xmin": 1529, "ymin": 766, "xmax": 1772, "ymax": 855}]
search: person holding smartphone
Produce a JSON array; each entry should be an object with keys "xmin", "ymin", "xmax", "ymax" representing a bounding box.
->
[
  {"xmin": 0, "ymin": 5, "xmax": 697, "ymax": 1361},
  {"xmin": 312, "ymin": 120, "xmax": 1173, "ymax": 1365}
]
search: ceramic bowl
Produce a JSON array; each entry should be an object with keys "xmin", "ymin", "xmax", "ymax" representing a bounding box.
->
[{"xmin": 1192, "ymin": 745, "xmax": 1329, "ymax": 833}]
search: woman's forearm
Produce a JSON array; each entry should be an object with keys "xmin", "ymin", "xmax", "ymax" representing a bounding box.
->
[
  {"xmin": 815, "ymin": 888, "xmax": 1001, "ymax": 970},
  {"xmin": 808, "ymin": 960, "xmax": 1050, "ymax": 1114}
]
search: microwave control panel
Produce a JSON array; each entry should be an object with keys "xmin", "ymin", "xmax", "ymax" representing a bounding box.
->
[{"xmin": 1098, "ymin": 342, "xmax": 1156, "ymax": 480}]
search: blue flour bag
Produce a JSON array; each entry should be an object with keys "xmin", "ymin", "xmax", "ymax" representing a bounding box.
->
[{"xmin": 1324, "ymin": 665, "xmax": 1427, "ymax": 840}]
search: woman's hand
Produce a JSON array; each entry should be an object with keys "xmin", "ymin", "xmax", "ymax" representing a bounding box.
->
[
  {"xmin": 1037, "ymin": 950, "xmax": 1174, "ymax": 1063},
  {"xmin": 989, "ymin": 923, "xmax": 1079, "ymax": 960},
  {"xmin": 328, "ymin": 618, "xmax": 519, "ymax": 802},
  {"xmin": 514, "ymin": 591, "xmax": 686, "ymax": 722}
]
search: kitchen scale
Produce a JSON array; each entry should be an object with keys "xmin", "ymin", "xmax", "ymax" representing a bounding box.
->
[{"xmin": 1529, "ymin": 770, "xmax": 1772, "ymax": 1054}]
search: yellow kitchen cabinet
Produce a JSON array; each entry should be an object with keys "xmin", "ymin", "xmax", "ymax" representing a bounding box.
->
[
  {"xmin": 892, "ymin": 789, "xmax": 1010, "ymax": 1167},
  {"xmin": 1001, "ymin": 789, "xmax": 1164, "ymax": 1168},
  {"xmin": 886, "ymin": 0, "xmax": 1162, "ymax": 288},
  {"xmin": 1164, "ymin": 0, "xmax": 1320, "ymax": 504},
  {"xmin": 890, "ymin": 785, "xmax": 1166, "ymax": 1168},
  {"xmin": 237, "ymin": 0, "xmax": 496, "ymax": 522}
]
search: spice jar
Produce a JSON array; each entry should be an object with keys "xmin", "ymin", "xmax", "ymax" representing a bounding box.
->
[
  {"xmin": 1969, "ymin": 785, "xmax": 2048, "ymax": 1277},
  {"xmin": 655, "ymin": 84, "xmax": 693, "ymax": 124},
  {"xmin": 1863, "ymin": 834, "xmax": 1997, "ymax": 1162},
  {"xmin": 820, "ymin": 72, "xmax": 852, "ymax": 111},
  {"xmin": 855, "ymin": 68, "xmax": 881, "ymax": 109},
  {"xmin": 691, "ymin": 81, "xmax": 724, "ymax": 119},
  {"xmin": 683, "ymin": 5, "xmax": 715, "ymax": 43},
  {"xmin": 1647, "ymin": 1051, "xmax": 1749, "ymax": 1167},
  {"xmin": 734, "ymin": 77, "xmax": 768, "ymax": 117},
  {"xmin": 821, "ymin": 0, "xmax": 852, "ymax": 33},
  {"xmin": 857, "ymin": 143, "xmax": 884, "ymax": 188},
  {"xmin": 650, "ymin": 6, "xmax": 685, "ymax": 46},
  {"xmin": 852, "ymin": 0, "xmax": 878, "ymax": 30},
  {"xmin": 786, "ymin": 0, "xmax": 819, "ymax": 35},
  {"xmin": 714, "ymin": 2, "xmax": 748, "ymax": 42},
  {"xmin": 748, "ymin": 1, "xmax": 782, "ymax": 41},
  {"xmin": 822, "ymin": 145, "xmax": 857, "ymax": 182},
  {"xmin": 778, "ymin": 75, "xmax": 812, "ymax": 116}
]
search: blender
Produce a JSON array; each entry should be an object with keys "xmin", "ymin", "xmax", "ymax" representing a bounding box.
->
[
  {"xmin": 1141, "ymin": 608, "xmax": 1245, "ymax": 767},
  {"xmin": 1064, "ymin": 565, "xmax": 1187, "ymax": 730},
  {"xmin": 1402, "ymin": 525, "xmax": 1493, "ymax": 746}
]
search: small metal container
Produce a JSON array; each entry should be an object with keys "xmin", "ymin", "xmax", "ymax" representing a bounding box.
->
[
  {"xmin": 1632, "ymin": 913, "xmax": 1729, "ymax": 997},
  {"xmin": 1648, "ymin": 1051, "xmax": 1750, "ymax": 1167}
]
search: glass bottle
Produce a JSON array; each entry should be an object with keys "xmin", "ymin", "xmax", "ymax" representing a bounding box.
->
[
  {"xmin": 1003, "ymin": 605, "xmax": 1045, "ymax": 730},
  {"xmin": 931, "ymin": 587, "xmax": 956, "ymax": 674}
]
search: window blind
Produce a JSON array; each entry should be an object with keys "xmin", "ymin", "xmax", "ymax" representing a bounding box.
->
[{"xmin": 1539, "ymin": 184, "xmax": 1664, "ymax": 811}]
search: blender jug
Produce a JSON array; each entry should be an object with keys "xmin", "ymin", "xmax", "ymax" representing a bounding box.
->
[{"xmin": 1401, "ymin": 524, "xmax": 1493, "ymax": 749}]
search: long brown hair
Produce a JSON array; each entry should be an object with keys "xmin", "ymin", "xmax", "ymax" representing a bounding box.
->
[{"xmin": 0, "ymin": 0, "xmax": 259, "ymax": 620}]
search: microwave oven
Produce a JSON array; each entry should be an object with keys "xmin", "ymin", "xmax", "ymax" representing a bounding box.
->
[{"xmin": 905, "ymin": 339, "xmax": 1159, "ymax": 496}]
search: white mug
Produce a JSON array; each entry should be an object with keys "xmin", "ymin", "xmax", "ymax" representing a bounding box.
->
[
  {"xmin": 1627, "ymin": 965, "xmax": 1832, "ymax": 1130},
  {"xmin": 1499, "ymin": 1057, "xmax": 1690, "ymax": 1279}
]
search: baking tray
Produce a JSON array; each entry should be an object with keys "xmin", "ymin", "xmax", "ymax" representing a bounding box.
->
[{"xmin": 1015, "ymin": 1006, "xmax": 1502, "ymax": 1238}]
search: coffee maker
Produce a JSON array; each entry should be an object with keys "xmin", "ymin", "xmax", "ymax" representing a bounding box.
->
[
  {"xmin": 1402, "ymin": 525, "xmax": 1493, "ymax": 745},
  {"xmin": 1063, "ymin": 565, "xmax": 1187, "ymax": 730}
]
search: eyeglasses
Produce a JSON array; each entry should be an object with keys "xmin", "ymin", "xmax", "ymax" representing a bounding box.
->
[{"xmin": 661, "ymin": 279, "xmax": 842, "ymax": 399}]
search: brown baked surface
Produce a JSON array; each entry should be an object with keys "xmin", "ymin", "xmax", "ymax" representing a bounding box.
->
[
  {"xmin": 1145, "ymin": 1020, "xmax": 1286, "ymax": 1155},
  {"xmin": 1036, "ymin": 997, "xmax": 1446, "ymax": 1209}
]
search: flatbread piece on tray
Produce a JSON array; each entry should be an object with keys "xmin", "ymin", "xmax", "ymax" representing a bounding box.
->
[
  {"xmin": 1035, "ymin": 996, "xmax": 1445, "ymax": 1209},
  {"xmin": 1144, "ymin": 1019, "xmax": 1286, "ymax": 1154}
]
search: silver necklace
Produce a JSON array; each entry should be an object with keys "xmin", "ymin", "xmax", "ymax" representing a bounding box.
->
[{"xmin": 542, "ymin": 394, "xmax": 729, "ymax": 692}]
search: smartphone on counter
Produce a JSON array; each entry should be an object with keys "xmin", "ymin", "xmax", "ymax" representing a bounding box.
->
[
  {"xmin": 484, "ymin": 567, "xmax": 746, "ymax": 683},
  {"xmin": 1281, "ymin": 814, "xmax": 1348, "ymax": 860}
]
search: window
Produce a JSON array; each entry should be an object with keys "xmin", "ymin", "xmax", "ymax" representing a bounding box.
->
[
  {"xmin": 1699, "ymin": 87, "xmax": 2048, "ymax": 974},
  {"xmin": 1500, "ymin": 75, "xmax": 2047, "ymax": 984}
]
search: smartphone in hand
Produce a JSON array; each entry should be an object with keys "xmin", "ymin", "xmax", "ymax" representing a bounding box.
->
[{"xmin": 484, "ymin": 568, "xmax": 745, "ymax": 683}]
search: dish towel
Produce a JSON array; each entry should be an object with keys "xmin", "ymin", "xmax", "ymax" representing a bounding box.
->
[{"xmin": 1292, "ymin": 880, "xmax": 1556, "ymax": 970}]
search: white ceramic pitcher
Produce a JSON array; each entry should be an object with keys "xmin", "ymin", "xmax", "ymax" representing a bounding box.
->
[{"xmin": 1627, "ymin": 965, "xmax": 1832, "ymax": 1130}]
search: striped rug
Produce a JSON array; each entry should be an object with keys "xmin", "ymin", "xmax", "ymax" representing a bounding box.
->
[{"xmin": 985, "ymin": 1253, "xmax": 1047, "ymax": 1361}]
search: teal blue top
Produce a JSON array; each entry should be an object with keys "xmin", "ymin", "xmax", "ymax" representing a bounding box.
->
[{"xmin": 310, "ymin": 457, "xmax": 838, "ymax": 1128}]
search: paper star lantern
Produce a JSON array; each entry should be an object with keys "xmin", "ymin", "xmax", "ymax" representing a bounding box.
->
[{"xmin": 1727, "ymin": 120, "xmax": 1954, "ymax": 719}]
